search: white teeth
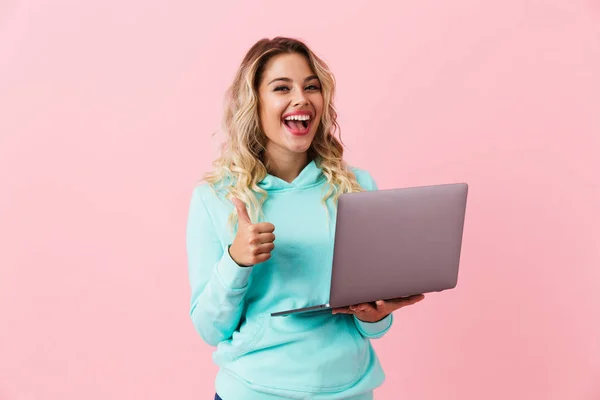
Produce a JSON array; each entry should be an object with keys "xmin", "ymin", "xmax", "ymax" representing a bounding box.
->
[{"xmin": 284, "ymin": 115, "xmax": 311, "ymax": 121}]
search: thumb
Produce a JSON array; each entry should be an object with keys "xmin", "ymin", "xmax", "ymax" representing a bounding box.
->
[{"xmin": 231, "ymin": 197, "xmax": 251, "ymax": 226}]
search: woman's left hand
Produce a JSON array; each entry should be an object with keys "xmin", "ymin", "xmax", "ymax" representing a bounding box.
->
[{"xmin": 331, "ymin": 294, "xmax": 425, "ymax": 323}]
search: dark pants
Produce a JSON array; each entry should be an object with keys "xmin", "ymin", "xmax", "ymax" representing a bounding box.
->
[{"xmin": 214, "ymin": 394, "xmax": 222, "ymax": 400}]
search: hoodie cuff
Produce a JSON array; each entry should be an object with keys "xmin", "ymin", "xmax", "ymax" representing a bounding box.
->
[
  {"xmin": 354, "ymin": 313, "xmax": 393, "ymax": 338},
  {"xmin": 215, "ymin": 245, "xmax": 253, "ymax": 290}
]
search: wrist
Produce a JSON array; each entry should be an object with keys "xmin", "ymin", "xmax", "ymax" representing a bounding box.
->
[
  {"xmin": 228, "ymin": 244, "xmax": 250, "ymax": 267},
  {"xmin": 356, "ymin": 313, "xmax": 388, "ymax": 323}
]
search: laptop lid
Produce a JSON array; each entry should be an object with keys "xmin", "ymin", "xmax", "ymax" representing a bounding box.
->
[{"xmin": 327, "ymin": 182, "xmax": 468, "ymax": 308}]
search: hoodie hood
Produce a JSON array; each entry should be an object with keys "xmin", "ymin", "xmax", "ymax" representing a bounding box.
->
[{"xmin": 257, "ymin": 159, "xmax": 325, "ymax": 192}]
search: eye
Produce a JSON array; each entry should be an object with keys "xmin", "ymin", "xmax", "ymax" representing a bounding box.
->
[
  {"xmin": 306, "ymin": 84, "xmax": 321, "ymax": 91},
  {"xmin": 274, "ymin": 86, "xmax": 289, "ymax": 92}
]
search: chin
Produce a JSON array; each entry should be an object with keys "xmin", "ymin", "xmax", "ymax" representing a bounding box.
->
[
  {"xmin": 293, "ymin": 147, "xmax": 312, "ymax": 154},
  {"xmin": 287, "ymin": 137, "xmax": 315, "ymax": 154}
]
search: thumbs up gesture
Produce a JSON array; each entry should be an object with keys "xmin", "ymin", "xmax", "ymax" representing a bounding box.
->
[{"xmin": 228, "ymin": 198, "xmax": 276, "ymax": 267}]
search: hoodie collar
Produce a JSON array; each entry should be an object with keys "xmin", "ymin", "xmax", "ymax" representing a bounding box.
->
[{"xmin": 257, "ymin": 158, "xmax": 325, "ymax": 191}]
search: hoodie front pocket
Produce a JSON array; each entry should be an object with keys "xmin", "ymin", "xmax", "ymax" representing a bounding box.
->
[
  {"xmin": 214, "ymin": 313, "xmax": 269, "ymax": 363},
  {"xmin": 230, "ymin": 313, "xmax": 371, "ymax": 393}
]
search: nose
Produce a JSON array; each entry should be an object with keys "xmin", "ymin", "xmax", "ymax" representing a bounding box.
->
[{"xmin": 293, "ymin": 90, "xmax": 309, "ymax": 107}]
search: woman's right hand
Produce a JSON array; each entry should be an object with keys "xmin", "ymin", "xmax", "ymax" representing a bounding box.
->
[{"xmin": 228, "ymin": 198, "xmax": 276, "ymax": 267}]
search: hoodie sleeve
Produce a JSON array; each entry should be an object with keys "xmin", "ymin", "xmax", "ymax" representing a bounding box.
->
[
  {"xmin": 351, "ymin": 169, "xmax": 395, "ymax": 339},
  {"xmin": 186, "ymin": 186, "xmax": 252, "ymax": 346}
]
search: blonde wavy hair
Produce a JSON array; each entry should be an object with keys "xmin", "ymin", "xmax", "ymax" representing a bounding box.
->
[{"xmin": 202, "ymin": 36, "xmax": 365, "ymax": 229}]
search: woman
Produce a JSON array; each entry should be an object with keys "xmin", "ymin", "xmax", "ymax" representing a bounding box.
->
[{"xmin": 186, "ymin": 36, "xmax": 424, "ymax": 400}]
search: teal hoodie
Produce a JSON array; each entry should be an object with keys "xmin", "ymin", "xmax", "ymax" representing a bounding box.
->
[{"xmin": 186, "ymin": 159, "xmax": 394, "ymax": 400}]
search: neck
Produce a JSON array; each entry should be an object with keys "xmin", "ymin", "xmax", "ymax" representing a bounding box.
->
[{"xmin": 263, "ymin": 150, "xmax": 310, "ymax": 183}]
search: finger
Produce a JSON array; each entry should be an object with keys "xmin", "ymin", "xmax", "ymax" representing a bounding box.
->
[
  {"xmin": 253, "ymin": 222, "xmax": 275, "ymax": 233},
  {"xmin": 254, "ymin": 242, "xmax": 275, "ymax": 255},
  {"xmin": 386, "ymin": 294, "xmax": 423, "ymax": 304},
  {"xmin": 258, "ymin": 232, "xmax": 276, "ymax": 244},
  {"xmin": 403, "ymin": 296, "xmax": 425, "ymax": 306},
  {"xmin": 349, "ymin": 303, "xmax": 377, "ymax": 313},
  {"xmin": 252, "ymin": 252, "xmax": 272, "ymax": 264},
  {"xmin": 231, "ymin": 197, "xmax": 251, "ymax": 226},
  {"xmin": 374, "ymin": 300, "xmax": 389, "ymax": 314},
  {"xmin": 397, "ymin": 294, "xmax": 425, "ymax": 304},
  {"xmin": 385, "ymin": 295, "xmax": 425, "ymax": 310},
  {"xmin": 331, "ymin": 307, "xmax": 352, "ymax": 314}
]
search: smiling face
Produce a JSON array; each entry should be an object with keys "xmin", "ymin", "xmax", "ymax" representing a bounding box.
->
[{"xmin": 257, "ymin": 52, "xmax": 324, "ymax": 163}]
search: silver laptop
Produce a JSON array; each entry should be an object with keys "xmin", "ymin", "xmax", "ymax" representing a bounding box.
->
[{"xmin": 271, "ymin": 182, "xmax": 469, "ymax": 317}]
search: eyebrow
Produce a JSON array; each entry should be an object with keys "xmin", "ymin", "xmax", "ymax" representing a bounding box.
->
[{"xmin": 268, "ymin": 75, "xmax": 319, "ymax": 85}]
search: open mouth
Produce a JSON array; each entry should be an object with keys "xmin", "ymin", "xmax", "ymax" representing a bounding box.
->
[{"xmin": 283, "ymin": 114, "xmax": 311, "ymax": 135}]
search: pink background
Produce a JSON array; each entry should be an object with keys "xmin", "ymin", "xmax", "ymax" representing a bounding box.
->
[{"xmin": 1, "ymin": 0, "xmax": 599, "ymax": 399}]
